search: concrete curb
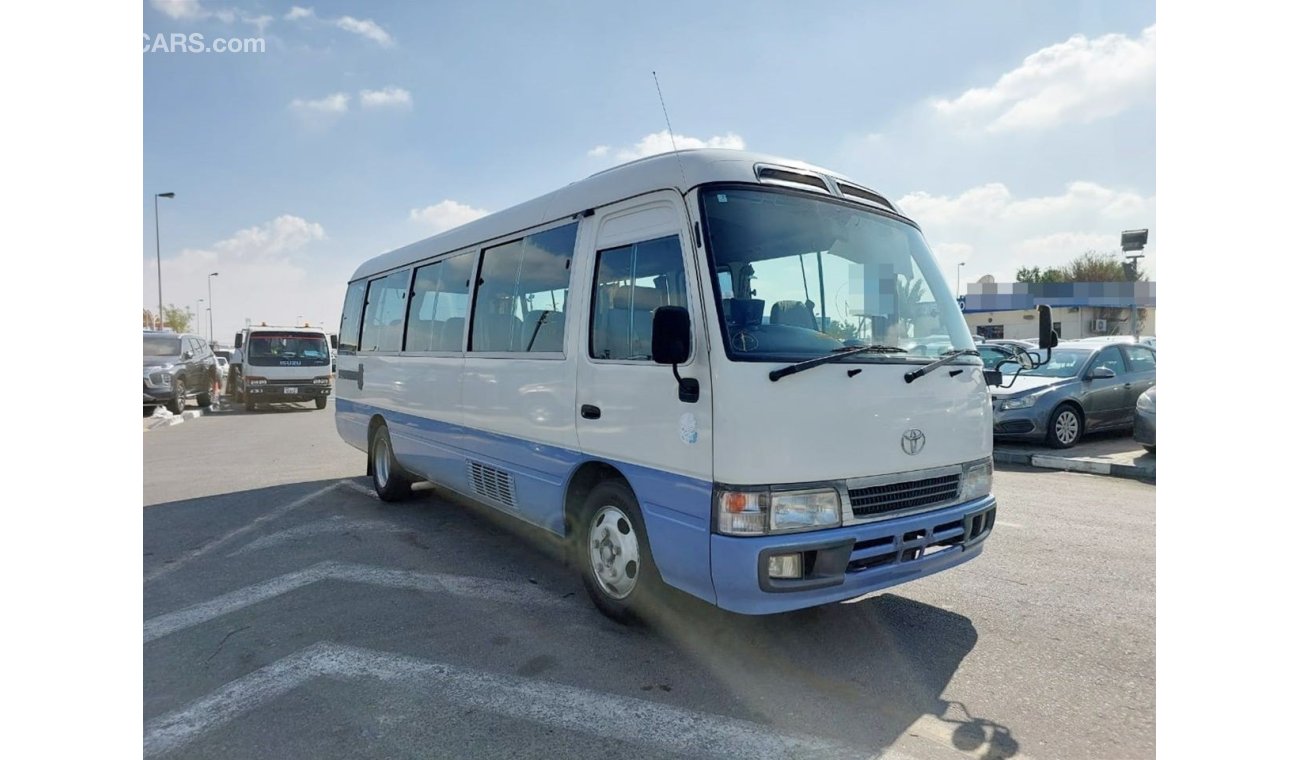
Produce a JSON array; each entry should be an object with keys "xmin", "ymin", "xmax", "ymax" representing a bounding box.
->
[
  {"xmin": 993, "ymin": 449, "xmax": 1155, "ymax": 481},
  {"xmin": 144, "ymin": 408, "xmax": 204, "ymax": 431}
]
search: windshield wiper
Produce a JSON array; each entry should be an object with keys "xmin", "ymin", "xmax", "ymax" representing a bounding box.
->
[
  {"xmin": 903, "ymin": 349, "xmax": 981, "ymax": 384},
  {"xmin": 769, "ymin": 345, "xmax": 908, "ymax": 382}
]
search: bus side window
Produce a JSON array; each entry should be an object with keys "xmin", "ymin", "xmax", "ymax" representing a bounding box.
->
[
  {"xmin": 589, "ymin": 235, "xmax": 686, "ymax": 361},
  {"xmin": 470, "ymin": 223, "xmax": 577, "ymax": 353},
  {"xmin": 359, "ymin": 270, "xmax": 409, "ymax": 352},
  {"xmin": 339, "ymin": 280, "xmax": 366, "ymax": 352}
]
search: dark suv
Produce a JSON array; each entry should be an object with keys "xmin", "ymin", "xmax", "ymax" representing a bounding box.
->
[{"xmin": 143, "ymin": 331, "xmax": 216, "ymax": 415}]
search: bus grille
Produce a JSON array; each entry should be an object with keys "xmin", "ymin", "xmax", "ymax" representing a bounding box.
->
[
  {"xmin": 848, "ymin": 474, "xmax": 961, "ymax": 518},
  {"xmin": 466, "ymin": 461, "xmax": 516, "ymax": 509}
]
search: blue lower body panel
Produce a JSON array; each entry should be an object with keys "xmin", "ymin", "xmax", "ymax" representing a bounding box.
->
[{"xmin": 711, "ymin": 496, "xmax": 996, "ymax": 614}]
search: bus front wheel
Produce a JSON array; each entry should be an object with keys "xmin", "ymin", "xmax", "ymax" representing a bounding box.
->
[{"xmin": 577, "ymin": 481, "xmax": 662, "ymax": 624}]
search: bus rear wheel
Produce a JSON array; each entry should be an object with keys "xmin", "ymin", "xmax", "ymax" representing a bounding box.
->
[
  {"xmin": 577, "ymin": 481, "xmax": 661, "ymax": 624},
  {"xmin": 370, "ymin": 423, "xmax": 413, "ymax": 501},
  {"xmin": 314, "ymin": 397, "xmax": 328, "ymax": 410}
]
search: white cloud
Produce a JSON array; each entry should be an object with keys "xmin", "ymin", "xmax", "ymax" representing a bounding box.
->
[
  {"xmin": 150, "ymin": 0, "xmax": 208, "ymax": 20},
  {"xmin": 895, "ymin": 181, "xmax": 1156, "ymax": 282},
  {"xmin": 336, "ymin": 16, "xmax": 393, "ymax": 46},
  {"xmin": 409, "ymin": 200, "xmax": 490, "ymax": 234},
  {"xmin": 241, "ymin": 13, "xmax": 272, "ymax": 32},
  {"xmin": 360, "ymin": 86, "xmax": 413, "ymax": 110},
  {"xmin": 284, "ymin": 6, "xmax": 315, "ymax": 21},
  {"xmin": 597, "ymin": 130, "xmax": 745, "ymax": 162},
  {"xmin": 290, "ymin": 92, "xmax": 349, "ymax": 115},
  {"xmin": 144, "ymin": 215, "xmax": 343, "ymax": 342},
  {"xmin": 932, "ymin": 25, "xmax": 1155, "ymax": 133}
]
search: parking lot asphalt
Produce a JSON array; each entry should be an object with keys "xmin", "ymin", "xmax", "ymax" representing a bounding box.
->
[
  {"xmin": 144, "ymin": 407, "xmax": 1155, "ymax": 759},
  {"xmin": 994, "ymin": 429, "xmax": 1155, "ymax": 481}
]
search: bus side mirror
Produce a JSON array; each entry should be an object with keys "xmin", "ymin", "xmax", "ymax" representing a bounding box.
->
[
  {"xmin": 652, "ymin": 306, "xmax": 691, "ymax": 365},
  {"xmin": 330, "ymin": 334, "xmax": 338, "ymax": 349},
  {"xmin": 1037, "ymin": 305, "xmax": 1058, "ymax": 350},
  {"xmin": 652, "ymin": 306, "xmax": 698, "ymax": 403},
  {"xmin": 234, "ymin": 333, "xmax": 243, "ymax": 349}
]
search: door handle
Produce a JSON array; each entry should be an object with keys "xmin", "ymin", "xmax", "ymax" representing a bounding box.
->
[{"xmin": 580, "ymin": 404, "xmax": 601, "ymax": 420}]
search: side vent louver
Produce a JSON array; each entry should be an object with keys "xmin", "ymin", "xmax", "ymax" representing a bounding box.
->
[{"xmin": 466, "ymin": 460, "xmax": 516, "ymax": 509}]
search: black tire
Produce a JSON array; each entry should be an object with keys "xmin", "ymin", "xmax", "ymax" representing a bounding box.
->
[
  {"xmin": 314, "ymin": 396, "xmax": 328, "ymax": 410},
  {"xmin": 197, "ymin": 391, "xmax": 212, "ymax": 407},
  {"xmin": 245, "ymin": 398, "xmax": 256, "ymax": 412},
  {"xmin": 576, "ymin": 480, "xmax": 662, "ymax": 624},
  {"xmin": 166, "ymin": 379, "xmax": 186, "ymax": 415},
  {"xmin": 143, "ymin": 405, "xmax": 156, "ymax": 417},
  {"xmin": 1143, "ymin": 445, "xmax": 1155, "ymax": 455},
  {"xmin": 370, "ymin": 424, "xmax": 413, "ymax": 501},
  {"xmin": 1046, "ymin": 404, "xmax": 1083, "ymax": 449}
]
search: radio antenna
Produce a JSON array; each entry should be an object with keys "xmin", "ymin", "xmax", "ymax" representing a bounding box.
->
[{"xmin": 653, "ymin": 71, "xmax": 688, "ymax": 186}]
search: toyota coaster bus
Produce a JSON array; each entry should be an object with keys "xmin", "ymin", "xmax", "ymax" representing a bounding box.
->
[{"xmin": 335, "ymin": 149, "xmax": 1038, "ymax": 620}]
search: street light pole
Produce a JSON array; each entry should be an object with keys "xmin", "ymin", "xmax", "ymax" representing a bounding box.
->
[
  {"xmin": 154, "ymin": 192, "xmax": 175, "ymax": 328},
  {"xmin": 956, "ymin": 262, "xmax": 966, "ymax": 298},
  {"xmin": 197, "ymin": 299, "xmax": 205, "ymax": 336},
  {"xmin": 208, "ymin": 271, "xmax": 219, "ymax": 343}
]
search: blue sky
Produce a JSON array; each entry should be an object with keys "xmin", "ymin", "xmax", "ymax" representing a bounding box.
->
[{"xmin": 143, "ymin": 0, "xmax": 1156, "ymax": 343}]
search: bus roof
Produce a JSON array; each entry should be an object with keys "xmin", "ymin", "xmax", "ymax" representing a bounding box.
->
[{"xmin": 349, "ymin": 149, "xmax": 908, "ymax": 281}]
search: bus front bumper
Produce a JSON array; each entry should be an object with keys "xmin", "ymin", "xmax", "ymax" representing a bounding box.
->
[{"xmin": 710, "ymin": 495, "xmax": 996, "ymax": 615}]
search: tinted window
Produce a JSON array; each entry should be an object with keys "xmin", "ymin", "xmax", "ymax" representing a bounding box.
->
[
  {"xmin": 144, "ymin": 336, "xmax": 182, "ymax": 356},
  {"xmin": 339, "ymin": 280, "xmax": 366, "ymax": 352},
  {"xmin": 359, "ymin": 270, "xmax": 410, "ymax": 352},
  {"xmin": 590, "ymin": 235, "xmax": 687, "ymax": 361},
  {"xmin": 406, "ymin": 252, "xmax": 475, "ymax": 351},
  {"xmin": 1094, "ymin": 345, "xmax": 1126, "ymax": 375},
  {"xmin": 1124, "ymin": 345, "xmax": 1156, "ymax": 372},
  {"xmin": 470, "ymin": 223, "xmax": 577, "ymax": 353}
]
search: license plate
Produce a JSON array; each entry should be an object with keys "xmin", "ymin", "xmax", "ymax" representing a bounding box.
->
[{"xmin": 283, "ymin": 387, "xmax": 298, "ymax": 394}]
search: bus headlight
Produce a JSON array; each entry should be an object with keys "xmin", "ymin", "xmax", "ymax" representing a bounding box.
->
[
  {"xmin": 313, "ymin": 376, "xmax": 331, "ymax": 385},
  {"xmin": 716, "ymin": 487, "xmax": 842, "ymax": 536},
  {"xmin": 960, "ymin": 458, "xmax": 993, "ymax": 501},
  {"xmin": 246, "ymin": 377, "xmax": 267, "ymax": 386},
  {"xmin": 769, "ymin": 489, "xmax": 841, "ymax": 532}
]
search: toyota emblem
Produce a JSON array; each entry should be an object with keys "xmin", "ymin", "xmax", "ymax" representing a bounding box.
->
[{"xmin": 901, "ymin": 429, "xmax": 926, "ymax": 455}]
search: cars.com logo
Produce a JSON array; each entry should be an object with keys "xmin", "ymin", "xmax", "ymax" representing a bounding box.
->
[{"xmin": 144, "ymin": 33, "xmax": 266, "ymax": 54}]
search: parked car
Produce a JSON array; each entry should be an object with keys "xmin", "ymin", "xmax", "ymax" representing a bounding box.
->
[
  {"xmin": 977, "ymin": 343, "xmax": 1034, "ymax": 371},
  {"xmin": 143, "ymin": 331, "xmax": 217, "ymax": 415},
  {"xmin": 1133, "ymin": 385, "xmax": 1155, "ymax": 453},
  {"xmin": 985, "ymin": 338, "xmax": 1038, "ymax": 351},
  {"xmin": 990, "ymin": 340, "xmax": 1156, "ymax": 448},
  {"xmin": 215, "ymin": 355, "xmax": 230, "ymax": 384}
]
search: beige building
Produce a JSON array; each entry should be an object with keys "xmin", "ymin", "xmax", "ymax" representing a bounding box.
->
[{"xmin": 960, "ymin": 280, "xmax": 1156, "ymax": 341}]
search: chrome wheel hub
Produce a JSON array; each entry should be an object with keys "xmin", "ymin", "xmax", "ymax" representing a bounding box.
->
[{"xmin": 588, "ymin": 505, "xmax": 640, "ymax": 600}]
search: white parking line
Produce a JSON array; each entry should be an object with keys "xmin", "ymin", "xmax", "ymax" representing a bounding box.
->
[
  {"xmin": 144, "ymin": 642, "xmax": 883, "ymax": 759},
  {"xmin": 143, "ymin": 561, "xmax": 569, "ymax": 643},
  {"xmin": 227, "ymin": 516, "xmax": 408, "ymax": 556},
  {"xmin": 145, "ymin": 482, "xmax": 344, "ymax": 584}
]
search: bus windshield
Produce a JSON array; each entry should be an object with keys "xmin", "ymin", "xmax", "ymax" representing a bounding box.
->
[
  {"xmin": 700, "ymin": 186, "xmax": 973, "ymax": 364},
  {"xmin": 246, "ymin": 333, "xmax": 331, "ymax": 367}
]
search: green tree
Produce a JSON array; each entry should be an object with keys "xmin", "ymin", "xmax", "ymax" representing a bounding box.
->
[
  {"xmin": 820, "ymin": 318, "xmax": 859, "ymax": 341},
  {"xmin": 162, "ymin": 303, "xmax": 191, "ymax": 332},
  {"xmin": 1015, "ymin": 266, "xmax": 1068, "ymax": 284},
  {"xmin": 1018, "ymin": 251, "xmax": 1146, "ymax": 283}
]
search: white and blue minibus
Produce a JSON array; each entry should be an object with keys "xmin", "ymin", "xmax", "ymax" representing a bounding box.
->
[{"xmin": 335, "ymin": 149, "xmax": 1021, "ymax": 620}]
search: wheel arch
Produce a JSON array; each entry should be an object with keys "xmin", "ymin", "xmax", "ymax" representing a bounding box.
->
[{"xmin": 562, "ymin": 460, "xmax": 634, "ymax": 540}]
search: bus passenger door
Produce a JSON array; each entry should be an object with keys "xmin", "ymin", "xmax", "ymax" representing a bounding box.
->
[{"xmin": 574, "ymin": 194, "xmax": 716, "ymax": 600}]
